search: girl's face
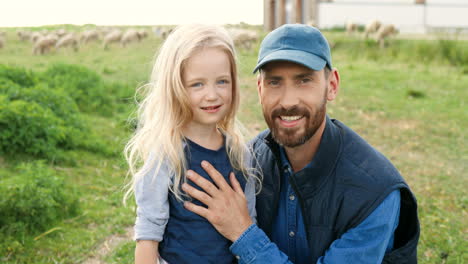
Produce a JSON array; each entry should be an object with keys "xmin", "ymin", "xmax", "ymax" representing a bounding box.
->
[{"xmin": 183, "ymin": 47, "xmax": 233, "ymax": 130}]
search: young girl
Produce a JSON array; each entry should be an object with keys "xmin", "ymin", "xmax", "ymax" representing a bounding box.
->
[{"xmin": 124, "ymin": 24, "xmax": 259, "ymax": 264}]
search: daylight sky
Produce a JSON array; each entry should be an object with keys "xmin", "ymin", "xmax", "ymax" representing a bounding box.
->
[
  {"xmin": 1, "ymin": 0, "xmax": 466, "ymax": 27},
  {"xmin": 0, "ymin": 0, "xmax": 263, "ymax": 27}
]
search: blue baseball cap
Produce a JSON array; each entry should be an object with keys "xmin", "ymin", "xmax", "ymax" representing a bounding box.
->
[{"xmin": 253, "ymin": 24, "xmax": 332, "ymax": 73}]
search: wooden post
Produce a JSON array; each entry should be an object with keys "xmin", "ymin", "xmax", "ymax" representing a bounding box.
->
[
  {"xmin": 269, "ymin": 0, "xmax": 276, "ymax": 30},
  {"xmin": 295, "ymin": 0, "xmax": 303, "ymax": 23},
  {"xmin": 415, "ymin": 0, "xmax": 425, "ymax": 4},
  {"xmin": 278, "ymin": 0, "xmax": 286, "ymax": 27},
  {"xmin": 264, "ymin": 0, "xmax": 274, "ymax": 30}
]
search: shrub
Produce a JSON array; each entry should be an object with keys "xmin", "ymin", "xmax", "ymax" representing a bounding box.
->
[
  {"xmin": 0, "ymin": 161, "xmax": 80, "ymax": 235},
  {"xmin": 0, "ymin": 65, "xmax": 37, "ymax": 87},
  {"xmin": 0, "ymin": 97, "xmax": 68, "ymax": 157},
  {"xmin": 42, "ymin": 63, "xmax": 114, "ymax": 115}
]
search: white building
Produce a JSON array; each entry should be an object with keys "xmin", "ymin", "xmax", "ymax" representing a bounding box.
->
[{"xmin": 264, "ymin": 0, "xmax": 468, "ymax": 34}]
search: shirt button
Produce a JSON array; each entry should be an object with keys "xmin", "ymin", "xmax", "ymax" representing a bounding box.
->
[
  {"xmin": 289, "ymin": 195, "xmax": 295, "ymax": 201},
  {"xmin": 289, "ymin": 231, "xmax": 295, "ymax": 237},
  {"xmin": 236, "ymin": 255, "xmax": 240, "ymax": 260}
]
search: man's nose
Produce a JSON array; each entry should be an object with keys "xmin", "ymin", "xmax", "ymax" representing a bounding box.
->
[{"xmin": 279, "ymin": 85, "xmax": 299, "ymax": 109}]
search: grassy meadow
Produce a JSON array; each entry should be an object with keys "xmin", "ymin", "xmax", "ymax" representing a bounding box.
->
[{"xmin": 0, "ymin": 25, "xmax": 466, "ymax": 263}]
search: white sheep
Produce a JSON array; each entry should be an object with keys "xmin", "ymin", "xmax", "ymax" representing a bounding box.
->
[
  {"xmin": 120, "ymin": 29, "xmax": 141, "ymax": 47},
  {"xmin": 55, "ymin": 29, "xmax": 67, "ymax": 38},
  {"xmin": 103, "ymin": 30, "xmax": 122, "ymax": 49},
  {"xmin": 364, "ymin": 20, "xmax": 382, "ymax": 38},
  {"xmin": 33, "ymin": 35, "xmax": 58, "ymax": 55},
  {"xmin": 346, "ymin": 21, "xmax": 358, "ymax": 35},
  {"xmin": 376, "ymin": 24, "xmax": 398, "ymax": 48},
  {"xmin": 228, "ymin": 28, "xmax": 259, "ymax": 50},
  {"xmin": 30, "ymin": 32, "xmax": 43, "ymax": 43},
  {"xmin": 56, "ymin": 33, "xmax": 79, "ymax": 51},
  {"xmin": 81, "ymin": 29, "xmax": 100, "ymax": 44},
  {"xmin": 138, "ymin": 29, "xmax": 148, "ymax": 39},
  {"xmin": 17, "ymin": 30, "xmax": 31, "ymax": 41}
]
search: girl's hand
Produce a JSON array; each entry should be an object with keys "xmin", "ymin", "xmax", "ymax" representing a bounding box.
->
[{"xmin": 182, "ymin": 161, "xmax": 253, "ymax": 242}]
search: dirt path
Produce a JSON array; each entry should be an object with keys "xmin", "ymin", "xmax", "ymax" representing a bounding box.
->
[{"xmin": 82, "ymin": 226, "xmax": 133, "ymax": 264}]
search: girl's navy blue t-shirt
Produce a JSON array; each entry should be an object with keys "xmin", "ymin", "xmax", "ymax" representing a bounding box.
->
[{"xmin": 159, "ymin": 138, "xmax": 246, "ymax": 264}]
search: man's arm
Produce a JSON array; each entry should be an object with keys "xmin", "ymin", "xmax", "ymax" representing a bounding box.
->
[{"xmin": 317, "ymin": 190, "xmax": 401, "ymax": 264}]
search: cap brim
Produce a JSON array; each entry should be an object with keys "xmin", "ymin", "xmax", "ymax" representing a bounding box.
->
[{"xmin": 253, "ymin": 49, "xmax": 327, "ymax": 73}]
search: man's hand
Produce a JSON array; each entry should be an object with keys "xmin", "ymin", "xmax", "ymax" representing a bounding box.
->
[{"xmin": 182, "ymin": 161, "xmax": 253, "ymax": 242}]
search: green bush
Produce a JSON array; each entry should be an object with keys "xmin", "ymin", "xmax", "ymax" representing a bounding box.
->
[
  {"xmin": 0, "ymin": 160, "xmax": 80, "ymax": 235},
  {"xmin": 0, "ymin": 65, "xmax": 37, "ymax": 87},
  {"xmin": 42, "ymin": 63, "xmax": 114, "ymax": 115},
  {"xmin": 0, "ymin": 97, "xmax": 68, "ymax": 157}
]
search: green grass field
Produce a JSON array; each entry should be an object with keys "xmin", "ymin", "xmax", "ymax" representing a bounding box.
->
[{"xmin": 0, "ymin": 26, "xmax": 466, "ymax": 263}]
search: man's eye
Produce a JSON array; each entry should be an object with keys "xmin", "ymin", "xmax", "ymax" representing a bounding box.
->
[
  {"xmin": 300, "ymin": 78, "xmax": 311, "ymax": 84},
  {"xmin": 268, "ymin": 80, "xmax": 279, "ymax": 86}
]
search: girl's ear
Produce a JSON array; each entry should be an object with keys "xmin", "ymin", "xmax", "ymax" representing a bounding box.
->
[{"xmin": 326, "ymin": 68, "xmax": 340, "ymax": 101}]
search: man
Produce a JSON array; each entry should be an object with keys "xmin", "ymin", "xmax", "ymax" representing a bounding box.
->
[{"xmin": 182, "ymin": 24, "xmax": 420, "ymax": 263}]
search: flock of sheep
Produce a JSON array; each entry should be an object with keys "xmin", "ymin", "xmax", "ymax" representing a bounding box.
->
[
  {"xmin": 0, "ymin": 22, "xmax": 397, "ymax": 54},
  {"xmin": 10, "ymin": 27, "xmax": 152, "ymax": 55},
  {"xmin": 346, "ymin": 20, "xmax": 399, "ymax": 47},
  {"xmin": 0, "ymin": 26, "xmax": 260, "ymax": 55}
]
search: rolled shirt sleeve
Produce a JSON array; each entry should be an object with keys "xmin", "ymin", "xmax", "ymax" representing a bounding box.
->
[{"xmin": 133, "ymin": 162, "xmax": 171, "ymax": 241}]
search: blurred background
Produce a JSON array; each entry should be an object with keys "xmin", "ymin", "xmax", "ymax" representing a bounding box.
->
[{"xmin": 0, "ymin": 0, "xmax": 466, "ymax": 263}]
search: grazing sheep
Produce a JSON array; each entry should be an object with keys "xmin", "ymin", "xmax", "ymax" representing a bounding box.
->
[
  {"xmin": 81, "ymin": 29, "xmax": 100, "ymax": 44},
  {"xmin": 33, "ymin": 35, "xmax": 58, "ymax": 55},
  {"xmin": 228, "ymin": 28, "xmax": 259, "ymax": 50},
  {"xmin": 346, "ymin": 21, "xmax": 358, "ymax": 35},
  {"xmin": 103, "ymin": 30, "xmax": 122, "ymax": 49},
  {"xmin": 364, "ymin": 20, "xmax": 382, "ymax": 38},
  {"xmin": 30, "ymin": 32, "xmax": 43, "ymax": 43},
  {"xmin": 17, "ymin": 30, "xmax": 31, "ymax": 41},
  {"xmin": 138, "ymin": 29, "xmax": 148, "ymax": 39},
  {"xmin": 376, "ymin": 24, "xmax": 398, "ymax": 48},
  {"xmin": 120, "ymin": 29, "xmax": 141, "ymax": 47},
  {"xmin": 55, "ymin": 29, "xmax": 68, "ymax": 38},
  {"xmin": 56, "ymin": 33, "xmax": 79, "ymax": 51}
]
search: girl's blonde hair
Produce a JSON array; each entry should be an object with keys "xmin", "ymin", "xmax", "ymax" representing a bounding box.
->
[{"xmin": 124, "ymin": 24, "xmax": 260, "ymax": 202}]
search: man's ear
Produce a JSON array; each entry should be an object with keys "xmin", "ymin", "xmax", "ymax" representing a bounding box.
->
[
  {"xmin": 257, "ymin": 74, "xmax": 263, "ymax": 104},
  {"xmin": 327, "ymin": 68, "xmax": 340, "ymax": 101}
]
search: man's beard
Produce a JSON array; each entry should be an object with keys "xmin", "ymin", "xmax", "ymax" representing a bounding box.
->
[{"xmin": 263, "ymin": 89, "xmax": 327, "ymax": 148}]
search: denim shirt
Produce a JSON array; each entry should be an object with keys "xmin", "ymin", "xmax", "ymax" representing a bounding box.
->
[{"xmin": 229, "ymin": 146, "xmax": 401, "ymax": 264}]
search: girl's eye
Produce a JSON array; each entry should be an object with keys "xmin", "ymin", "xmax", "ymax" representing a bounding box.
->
[
  {"xmin": 190, "ymin": 82, "xmax": 203, "ymax": 88},
  {"xmin": 217, "ymin": 79, "xmax": 230, "ymax": 85}
]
